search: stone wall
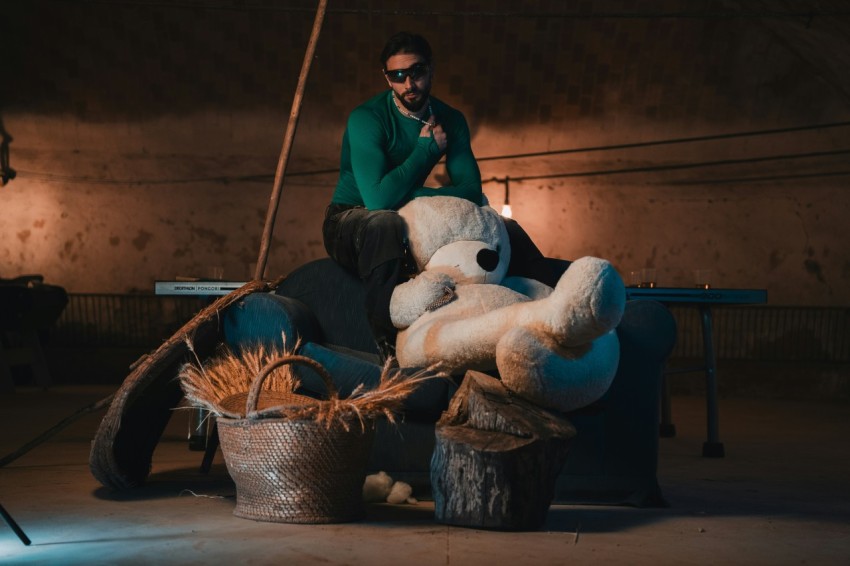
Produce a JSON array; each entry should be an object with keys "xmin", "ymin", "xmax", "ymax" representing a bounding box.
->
[{"xmin": 2, "ymin": 0, "xmax": 849, "ymax": 304}]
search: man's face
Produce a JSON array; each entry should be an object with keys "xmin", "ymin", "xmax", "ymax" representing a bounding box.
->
[{"xmin": 384, "ymin": 52, "xmax": 432, "ymax": 113}]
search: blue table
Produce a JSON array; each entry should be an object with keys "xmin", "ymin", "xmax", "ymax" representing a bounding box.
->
[{"xmin": 625, "ymin": 287, "xmax": 768, "ymax": 457}]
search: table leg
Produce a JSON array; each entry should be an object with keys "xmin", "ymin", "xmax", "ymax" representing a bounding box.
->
[
  {"xmin": 188, "ymin": 407, "xmax": 210, "ymax": 451},
  {"xmin": 200, "ymin": 422, "xmax": 220, "ymax": 474},
  {"xmin": 23, "ymin": 327, "xmax": 52, "ymax": 389},
  {"xmin": 0, "ymin": 342, "xmax": 15, "ymax": 393},
  {"xmin": 699, "ymin": 305, "xmax": 724, "ymax": 457}
]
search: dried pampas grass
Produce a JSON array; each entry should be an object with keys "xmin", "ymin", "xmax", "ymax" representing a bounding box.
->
[{"xmin": 178, "ymin": 336, "xmax": 447, "ymax": 431}]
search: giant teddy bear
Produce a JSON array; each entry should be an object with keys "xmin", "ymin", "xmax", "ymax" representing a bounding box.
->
[{"xmin": 389, "ymin": 196, "xmax": 626, "ymax": 414}]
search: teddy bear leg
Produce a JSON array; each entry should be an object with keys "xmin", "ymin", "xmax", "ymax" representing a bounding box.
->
[
  {"xmin": 496, "ymin": 326, "xmax": 620, "ymax": 413},
  {"xmin": 533, "ymin": 256, "xmax": 626, "ymax": 347}
]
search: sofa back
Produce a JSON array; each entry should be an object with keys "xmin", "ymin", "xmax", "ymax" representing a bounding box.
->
[{"xmin": 275, "ymin": 258, "xmax": 380, "ymax": 355}]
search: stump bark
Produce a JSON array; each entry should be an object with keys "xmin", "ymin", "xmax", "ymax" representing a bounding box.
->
[{"xmin": 431, "ymin": 371, "xmax": 576, "ymax": 531}]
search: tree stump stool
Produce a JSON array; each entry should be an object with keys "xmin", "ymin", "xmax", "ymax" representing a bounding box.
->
[{"xmin": 431, "ymin": 370, "xmax": 576, "ymax": 531}]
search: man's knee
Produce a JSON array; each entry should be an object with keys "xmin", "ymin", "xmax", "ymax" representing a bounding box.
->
[
  {"xmin": 354, "ymin": 210, "xmax": 407, "ymax": 276},
  {"xmin": 359, "ymin": 210, "xmax": 406, "ymax": 250},
  {"xmin": 363, "ymin": 210, "xmax": 405, "ymax": 237}
]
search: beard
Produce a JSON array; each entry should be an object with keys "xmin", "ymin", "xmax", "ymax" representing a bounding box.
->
[{"xmin": 394, "ymin": 82, "xmax": 431, "ymax": 112}]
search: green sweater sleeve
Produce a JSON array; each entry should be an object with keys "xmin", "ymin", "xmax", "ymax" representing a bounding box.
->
[
  {"xmin": 347, "ymin": 107, "xmax": 443, "ymax": 210},
  {"xmin": 411, "ymin": 112, "xmax": 483, "ymax": 205}
]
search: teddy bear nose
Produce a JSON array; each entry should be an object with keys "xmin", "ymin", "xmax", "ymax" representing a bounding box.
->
[{"xmin": 477, "ymin": 248, "xmax": 500, "ymax": 272}]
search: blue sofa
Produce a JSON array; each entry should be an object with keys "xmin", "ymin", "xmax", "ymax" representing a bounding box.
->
[{"xmin": 222, "ymin": 258, "xmax": 677, "ymax": 507}]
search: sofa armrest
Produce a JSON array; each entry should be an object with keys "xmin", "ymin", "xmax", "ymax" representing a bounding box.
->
[
  {"xmin": 617, "ymin": 299, "xmax": 678, "ymax": 364},
  {"xmin": 556, "ymin": 299, "xmax": 677, "ymax": 506},
  {"xmin": 221, "ymin": 292, "xmax": 323, "ymax": 352}
]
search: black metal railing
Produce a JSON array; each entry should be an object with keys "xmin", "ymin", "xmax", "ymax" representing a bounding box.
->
[
  {"xmin": 52, "ymin": 293, "xmax": 206, "ymax": 348},
  {"xmin": 669, "ymin": 305, "xmax": 850, "ymax": 362},
  {"xmin": 50, "ymin": 294, "xmax": 850, "ymax": 363}
]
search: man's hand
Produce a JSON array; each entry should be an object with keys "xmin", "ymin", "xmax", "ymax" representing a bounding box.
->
[{"xmin": 420, "ymin": 116, "xmax": 447, "ymax": 152}]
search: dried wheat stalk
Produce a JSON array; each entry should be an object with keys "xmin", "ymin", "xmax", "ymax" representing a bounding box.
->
[{"xmin": 178, "ymin": 336, "xmax": 447, "ymax": 431}]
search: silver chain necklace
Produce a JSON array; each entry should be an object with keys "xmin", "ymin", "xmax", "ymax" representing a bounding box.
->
[{"xmin": 392, "ymin": 95, "xmax": 435, "ymax": 127}]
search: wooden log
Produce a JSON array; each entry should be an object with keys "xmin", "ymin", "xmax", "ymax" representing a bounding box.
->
[{"xmin": 431, "ymin": 370, "xmax": 576, "ymax": 531}]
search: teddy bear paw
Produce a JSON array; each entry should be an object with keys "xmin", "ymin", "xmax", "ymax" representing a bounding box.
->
[{"xmin": 390, "ymin": 271, "xmax": 456, "ymax": 329}]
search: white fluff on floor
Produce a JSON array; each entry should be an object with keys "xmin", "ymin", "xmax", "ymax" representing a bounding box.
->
[
  {"xmin": 386, "ymin": 480, "xmax": 415, "ymax": 504},
  {"xmin": 363, "ymin": 471, "xmax": 416, "ymax": 504},
  {"xmin": 363, "ymin": 471, "xmax": 394, "ymax": 502}
]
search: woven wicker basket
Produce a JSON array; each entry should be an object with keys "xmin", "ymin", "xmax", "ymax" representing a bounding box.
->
[{"xmin": 216, "ymin": 355, "xmax": 375, "ymax": 524}]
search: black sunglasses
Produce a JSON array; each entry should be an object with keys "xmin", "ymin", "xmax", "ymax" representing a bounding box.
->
[{"xmin": 383, "ymin": 63, "xmax": 430, "ymax": 84}]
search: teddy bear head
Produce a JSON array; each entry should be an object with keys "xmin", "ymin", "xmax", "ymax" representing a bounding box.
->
[{"xmin": 398, "ymin": 196, "xmax": 511, "ymax": 285}]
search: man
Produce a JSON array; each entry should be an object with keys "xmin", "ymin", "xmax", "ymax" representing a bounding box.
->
[{"xmin": 324, "ymin": 32, "xmax": 555, "ymax": 359}]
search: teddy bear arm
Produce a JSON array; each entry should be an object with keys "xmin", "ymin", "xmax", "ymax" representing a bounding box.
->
[{"xmin": 389, "ymin": 272, "xmax": 456, "ymax": 329}]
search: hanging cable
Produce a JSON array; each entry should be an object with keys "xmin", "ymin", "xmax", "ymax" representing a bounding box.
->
[
  {"xmin": 42, "ymin": 1, "xmax": 850, "ymax": 20},
  {"xmin": 14, "ymin": 122, "xmax": 850, "ymax": 186}
]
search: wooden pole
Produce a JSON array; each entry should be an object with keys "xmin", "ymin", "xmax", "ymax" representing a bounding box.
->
[{"xmin": 254, "ymin": 0, "xmax": 329, "ymax": 280}]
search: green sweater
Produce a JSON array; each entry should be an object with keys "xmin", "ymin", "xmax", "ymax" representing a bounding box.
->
[{"xmin": 331, "ymin": 91, "xmax": 483, "ymax": 210}]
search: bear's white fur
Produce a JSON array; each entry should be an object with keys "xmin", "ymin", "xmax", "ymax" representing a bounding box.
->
[{"xmin": 389, "ymin": 196, "xmax": 626, "ymax": 413}]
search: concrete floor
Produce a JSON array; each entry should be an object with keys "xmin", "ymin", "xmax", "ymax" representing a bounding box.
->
[{"xmin": 1, "ymin": 387, "xmax": 849, "ymax": 565}]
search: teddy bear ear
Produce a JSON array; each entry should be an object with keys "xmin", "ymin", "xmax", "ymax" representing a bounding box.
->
[{"xmin": 399, "ymin": 196, "xmax": 508, "ymax": 270}]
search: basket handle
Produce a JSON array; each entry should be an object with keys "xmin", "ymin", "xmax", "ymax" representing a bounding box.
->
[{"xmin": 245, "ymin": 354, "xmax": 337, "ymax": 415}]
